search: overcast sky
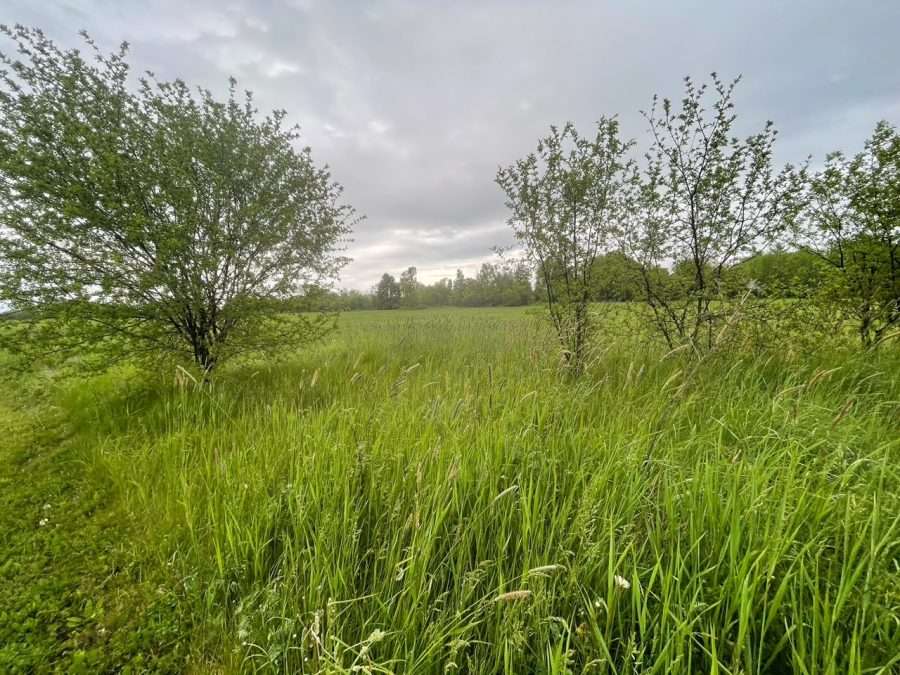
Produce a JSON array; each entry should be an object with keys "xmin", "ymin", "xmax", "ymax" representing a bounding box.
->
[{"xmin": 5, "ymin": 1, "xmax": 899, "ymax": 289}]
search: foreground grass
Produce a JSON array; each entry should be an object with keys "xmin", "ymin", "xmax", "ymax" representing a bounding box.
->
[
  {"xmin": 2, "ymin": 307, "xmax": 899, "ymax": 673},
  {"xmin": 0, "ymin": 378, "xmax": 195, "ymax": 672}
]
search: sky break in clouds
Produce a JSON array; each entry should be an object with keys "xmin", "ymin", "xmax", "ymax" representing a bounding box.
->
[{"xmin": 4, "ymin": 0, "xmax": 900, "ymax": 290}]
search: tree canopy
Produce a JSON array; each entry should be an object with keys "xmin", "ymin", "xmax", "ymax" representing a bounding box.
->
[
  {"xmin": 796, "ymin": 121, "xmax": 900, "ymax": 347},
  {"xmin": 497, "ymin": 118, "xmax": 635, "ymax": 369},
  {"xmin": 0, "ymin": 26, "xmax": 356, "ymax": 372},
  {"xmin": 623, "ymin": 74, "xmax": 805, "ymax": 352}
]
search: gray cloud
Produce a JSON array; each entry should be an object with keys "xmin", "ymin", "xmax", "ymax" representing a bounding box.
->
[{"xmin": 5, "ymin": 0, "xmax": 899, "ymax": 288}]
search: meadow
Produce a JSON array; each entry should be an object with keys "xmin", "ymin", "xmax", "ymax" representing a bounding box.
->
[{"xmin": 1, "ymin": 306, "xmax": 899, "ymax": 674}]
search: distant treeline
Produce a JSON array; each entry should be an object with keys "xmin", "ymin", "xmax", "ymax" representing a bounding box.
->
[
  {"xmin": 315, "ymin": 248, "xmax": 827, "ymax": 311},
  {"xmin": 318, "ymin": 262, "xmax": 534, "ymax": 311}
]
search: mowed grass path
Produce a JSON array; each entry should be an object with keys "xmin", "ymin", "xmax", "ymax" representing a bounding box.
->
[{"xmin": 2, "ymin": 307, "xmax": 899, "ymax": 673}]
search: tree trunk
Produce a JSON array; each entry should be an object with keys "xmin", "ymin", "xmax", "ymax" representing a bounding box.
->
[{"xmin": 192, "ymin": 338, "xmax": 217, "ymax": 376}]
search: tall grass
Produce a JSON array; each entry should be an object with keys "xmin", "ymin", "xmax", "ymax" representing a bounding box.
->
[{"xmin": 47, "ymin": 308, "xmax": 900, "ymax": 672}]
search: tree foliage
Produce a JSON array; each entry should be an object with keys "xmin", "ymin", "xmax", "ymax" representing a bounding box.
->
[
  {"xmin": 796, "ymin": 121, "xmax": 900, "ymax": 347},
  {"xmin": 727, "ymin": 248, "xmax": 826, "ymax": 298},
  {"xmin": 589, "ymin": 251, "xmax": 644, "ymax": 302},
  {"xmin": 398, "ymin": 266, "xmax": 419, "ymax": 307},
  {"xmin": 362, "ymin": 262, "xmax": 534, "ymax": 310},
  {"xmin": 624, "ymin": 74, "xmax": 804, "ymax": 352},
  {"xmin": 374, "ymin": 273, "xmax": 401, "ymax": 309},
  {"xmin": 497, "ymin": 118, "xmax": 635, "ymax": 369},
  {"xmin": 0, "ymin": 26, "xmax": 355, "ymax": 372}
]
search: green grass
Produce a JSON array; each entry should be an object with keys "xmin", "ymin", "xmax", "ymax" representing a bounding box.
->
[
  {"xmin": 2, "ymin": 306, "xmax": 899, "ymax": 673},
  {"xmin": 0, "ymin": 374, "xmax": 195, "ymax": 673}
]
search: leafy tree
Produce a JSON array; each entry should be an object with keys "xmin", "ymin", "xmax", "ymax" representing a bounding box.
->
[
  {"xmin": 420, "ymin": 277, "xmax": 452, "ymax": 307},
  {"xmin": 374, "ymin": 273, "xmax": 401, "ymax": 309},
  {"xmin": 0, "ymin": 26, "xmax": 355, "ymax": 373},
  {"xmin": 726, "ymin": 248, "xmax": 826, "ymax": 298},
  {"xmin": 341, "ymin": 289, "xmax": 374, "ymax": 311},
  {"xmin": 796, "ymin": 121, "xmax": 900, "ymax": 347},
  {"xmin": 623, "ymin": 74, "xmax": 804, "ymax": 352},
  {"xmin": 307, "ymin": 288, "xmax": 373, "ymax": 312},
  {"xmin": 497, "ymin": 118, "xmax": 635, "ymax": 370},
  {"xmin": 451, "ymin": 269, "xmax": 470, "ymax": 306},
  {"xmin": 474, "ymin": 263, "xmax": 498, "ymax": 306},
  {"xmin": 507, "ymin": 260, "xmax": 535, "ymax": 305},
  {"xmin": 590, "ymin": 251, "xmax": 643, "ymax": 301},
  {"xmin": 399, "ymin": 266, "xmax": 420, "ymax": 308}
]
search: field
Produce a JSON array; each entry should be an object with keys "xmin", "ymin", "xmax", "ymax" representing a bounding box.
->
[{"xmin": 1, "ymin": 307, "xmax": 899, "ymax": 674}]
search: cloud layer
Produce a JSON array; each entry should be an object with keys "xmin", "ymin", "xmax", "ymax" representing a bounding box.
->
[{"xmin": 6, "ymin": 1, "xmax": 900, "ymax": 288}]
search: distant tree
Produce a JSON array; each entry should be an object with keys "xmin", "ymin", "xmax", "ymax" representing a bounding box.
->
[
  {"xmin": 374, "ymin": 273, "xmax": 401, "ymax": 309},
  {"xmin": 367, "ymin": 262, "xmax": 534, "ymax": 309},
  {"xmin": 475, "ymin": 263, "xmax": 499, "ymax": 306},
  {"xmin": 590, "ymin": 251, "xmax": 643, "ymax": 302},
  {"xmin": 795, "ymin": 121, "xmax": 900, "ymax": 347},
  {"xmin": 497, "ymin": 118, "xmax": 635, "ymax": 371},
  {"xmin": 508, "ymin": 260, "xmax": 535, "ymax": 305},
  {"xmin": 623, "ymin": 74, "xmax": 804, "ymax": 353},
  {"xmin": 727, "ymin": 248, "xmax": 826, "ymax": 298},
  {"xmin": 428, "ymin": 277, "xmax": 453, "ymax": 306},
  {"xmin": 399, "ymin": 266, "xmax": 420, "ymax": 308},
  {"xmin": 369, "ymin": 263, "xmax": 534, "ymax": 309},
  {"xmin": 452, "ymin": 269, "xmax": 469, "ymax": 306},
  {"xmin": 0, "ymin": 27, "xmax": 355, "ymax": 373},
  {"xmin": 475, "ymin": 260, "xmax": 534, "ymax": 306},
  {"xmin": 338, "ymin": 289, "xmax": 373, "ymax": 311}
]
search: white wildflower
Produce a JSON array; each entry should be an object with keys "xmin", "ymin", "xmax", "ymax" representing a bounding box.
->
[{"xmin": 614, "ymin": 574, "xmax": 631, "ymax": 591}]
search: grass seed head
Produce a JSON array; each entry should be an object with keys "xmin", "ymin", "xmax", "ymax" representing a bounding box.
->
[
  {"xmin": 494, "ymin": 590, "xmax": 532, "ymax": 603},
  {"xmin": 527, "ymin": 564, "xmax": 566, "ymax": 577}
]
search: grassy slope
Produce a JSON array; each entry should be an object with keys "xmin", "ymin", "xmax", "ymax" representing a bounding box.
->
[{"xmin": 1, "ymin": 307, "xmax": 899, "ymax": 673}]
